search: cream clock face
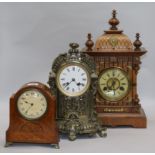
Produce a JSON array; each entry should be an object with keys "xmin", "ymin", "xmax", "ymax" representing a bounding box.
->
[
  {"xmin": 98, "ymin": 68, "xmax": 130, "ymax": 101},
  {"xmin": 56, "ymin": 63, "xmax": 90, "ymax": 97},
  {"xmin": 17, "ymin": 89, "xmax": 47, "ymax": 120}
]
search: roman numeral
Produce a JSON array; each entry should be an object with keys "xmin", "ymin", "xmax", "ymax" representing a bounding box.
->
[
  {"xmin": 72, "ymin": 67, "xmax": 75, "ymax": 71},
  {"xmin": 81, "ymin": 73, "xmax": 85, "ymax": 76},
  {"xmin": 67, "ymin": 68, "xmax": 70, "ymax": 72},
  {"xmin": 82, "ymin": 78, "xmax": 86, "ymax": 81},
  {"xmin": 107, "ymin": 73, "xmax": 110, "ymax": 78},
  {"xmin": 117, "ymin": 73, "xmax": 120, "ymax": 78},
  {"xmin": 81, "ymin": 83, "xmax": 85, "ymax": 87},
  {"xmin": 112, "ymin": 71, "xmax": 115, "ymax": 77},
  {"xmin": 120, "ymin": 77, "xmax": 125, "ymax": 81},
  {"xmin": 122, "ymin": 83, "xmax": 126, "ymax": 85},
  {"xmin": 100, "ymin": 83, "xmax": 106, "ymax": 85},
  {"xmin": 31, "ymin": 92, "xmax": 34, "ymax": 95},
  {"xmin": 102, "ymin": 77, "xmax": 107, "ymax": 80},
  {"xmin": 120, "ymin": 86, "xmax": 125, "ymax": 91}
]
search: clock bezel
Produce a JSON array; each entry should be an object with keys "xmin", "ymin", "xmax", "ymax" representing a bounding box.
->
[
  {"xmin": 98, "ymin": 67, "xmax": 131, "ymax": 102},
  {"xmin": 16, "ymin": 87, "xmax": 48, "ymax": 121},
  {"xmin": 56, "ymin": 61, "xmax": 91, "ymax": 97}
]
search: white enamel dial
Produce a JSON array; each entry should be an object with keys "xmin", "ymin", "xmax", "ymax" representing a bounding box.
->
[
  {"xmin": 17, "ymin": 89, "xmax": 47, "ymax": 120},
  {"xmin": 56, "ymin": 64, "xmax": 90, "ymax": 97}
]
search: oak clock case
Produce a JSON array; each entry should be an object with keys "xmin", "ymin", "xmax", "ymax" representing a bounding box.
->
[
  {"xmin": 83, "ymin": 10, "xmax": 147, "ymax": 128},
  {"xmin": 6, "ymin": 82, "xmax": 59, "ymax": 148},
  {"xmin": 48, "ymin": 43, "xmax": 106, "ymax": 141}
]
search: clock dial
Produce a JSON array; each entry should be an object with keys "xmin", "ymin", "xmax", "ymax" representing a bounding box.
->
[
  {"xmin": 56, "ymin": 64, "xmax": 90, "ymax": 97},
  {"xmin": 17, "ymin": 89, "xmax": 47, "ymax": 120},
  {"xmin": 98, "ymin": 68, "xmax": 130, "ymax": 101}
]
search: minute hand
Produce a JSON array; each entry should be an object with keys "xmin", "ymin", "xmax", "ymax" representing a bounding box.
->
[{"xmin": 64, "ymin": 80, "xmax": 73, "ymax": 88}]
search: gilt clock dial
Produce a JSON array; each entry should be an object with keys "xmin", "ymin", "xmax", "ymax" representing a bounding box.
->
[
  {"xmin": 56, "ymin": 63, "xmax": 90, "ymax": 97},
  {"xmin": 17, "ymin": 89, "xmax": 47, "ymax": 120},
  {"xmin": 98, "ymin": 68, "xmax": 130, "ymax": 101}
]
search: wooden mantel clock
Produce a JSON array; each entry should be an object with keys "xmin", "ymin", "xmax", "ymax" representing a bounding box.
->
[
  {"xmin": 83, "ymin": 10, "xmax": 147, "ymax": 128},
  {"xmin": 6, "ymin": 82, "xmax": 59, "ymax": 148}
]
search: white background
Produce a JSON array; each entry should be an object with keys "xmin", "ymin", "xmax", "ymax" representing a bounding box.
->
[{"xmin": 0, "ymin": 2, "xmax": 155, "ymax": 153}]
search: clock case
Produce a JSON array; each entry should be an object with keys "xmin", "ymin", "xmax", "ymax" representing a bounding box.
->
[
  {"xmin": 82, "ymin": 10, "xmax": 147, "ymax": 128},
  {"xmin": 6, "ymin": 82, "xmax": 59, "ymax": 148},
  {"xmin": 48, "ymin": 43, "xmax": 106, "ymax": 140}
]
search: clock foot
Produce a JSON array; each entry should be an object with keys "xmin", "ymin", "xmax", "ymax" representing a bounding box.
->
[
  {"xmin": 5, "ymin": 142, "xmax": 13, "ymax": 147},
  {"xmin": 98, "ymin": 131, "xmax": 107, "ymax": 137},
  {"xmin": 98, "ymin": 127, "xmax": 107, "ymax": 137},
  {"xmin": 52, "ymin": 144, "xmax": 60, "ymax": 149},
  {"xmin": 68, "ymin": 131, "xmax": 77, "ymax": 141}
]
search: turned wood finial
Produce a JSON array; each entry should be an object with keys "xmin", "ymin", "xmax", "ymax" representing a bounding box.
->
[
  {"xmin": 109, "ymin": 9, "xmax": 120, "ymax": 30},
  {"xmin": 85, "ymin": 33, "xmax": 94, "ymax": 51},
  {"xmin": 133, "ymin": 33, "xmax": 142, "ymax": 50}
]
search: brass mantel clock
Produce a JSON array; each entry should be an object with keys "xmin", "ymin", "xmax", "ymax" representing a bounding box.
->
[
  {"xmin": 83, "ymin": 10, "xmax": 147, "ymax": 128},
  {"xmin": 48, "ymin": 43, "xmax": 106, "ymax": 140}
]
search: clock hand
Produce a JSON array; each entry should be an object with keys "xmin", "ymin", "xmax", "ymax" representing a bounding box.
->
[
  {"xmin": 25, "ymin": 103, "xmax": 34, "ymax": 114},
  {"xmin": 64, "ymin": 82, "xmax": 70, "ymax": 88},
  {"xmin": 64, "ymin": 80, "xmax": 73, "ymax": 88},
  {"xmin": 24, "ymin": 101, "xmax": 31, "ymax": 104},
  {"xmin": 111, "ymin": 79, "xmax": 116, "ymax": 95}
]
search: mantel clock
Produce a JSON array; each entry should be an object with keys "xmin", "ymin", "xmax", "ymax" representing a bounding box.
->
[
  {"xmin": 83, "ymin": 10, "xmax": 147, "ymax": 128},
  {"xmin": 6, "ymin": 82, "xmax": 59, "ymax": 148},
  {"xmin": 48, "ymin": 43, "xmax": 106, "ymax": 140}
]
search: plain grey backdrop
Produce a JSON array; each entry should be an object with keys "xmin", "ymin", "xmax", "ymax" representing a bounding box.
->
[{"xmin": 0, "ymin": 2, "xmax": 155, "ymax": 153}]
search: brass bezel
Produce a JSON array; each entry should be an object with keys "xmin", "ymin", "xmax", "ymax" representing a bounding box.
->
[
  {"xmin": 98, "ymin": 67, "xmax": 131, "ymax": 102},
  {"xmin": 56, "ymin": 61, "xmax": 91, "ymax": 97},
  {"xmin": 17, "ymin": 88, "xmax": 48, "ymax": 121}
]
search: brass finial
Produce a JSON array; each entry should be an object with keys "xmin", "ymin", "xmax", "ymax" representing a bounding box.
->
[
  {"xmin": 133, "ymin": 33, "xmax": 142, "ymax": 50},
  {"xmin": 69, "ymin": 43, "xmax": 79, "ymax": 53},
  {"xmin": 85, "ymin": 33, "xmax": 94, "ymax": 51},
  {"xmin": 109, "ymin": 10, "xmax": 120, "ymax": 30}
]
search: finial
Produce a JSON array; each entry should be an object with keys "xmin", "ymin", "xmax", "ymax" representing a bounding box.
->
[
  {"xmin": 85, "ymin": 33, "xmax": 94, "ymax": 51},
  {"xmin": 69, "ymin": 43, "xmax": 79, "ymax": 53},
  {"xmin": 133, "ymin": 33, "xmax": 142, "ymax": 50},
  {"xmin": 109, "ymin": 9, "xmax": 120, "ymax": 30}
]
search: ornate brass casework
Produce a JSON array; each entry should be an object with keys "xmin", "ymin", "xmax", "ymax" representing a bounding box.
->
[{"xmin": 48, "ymin": 43, "xmax": 106, "ymax": 140}]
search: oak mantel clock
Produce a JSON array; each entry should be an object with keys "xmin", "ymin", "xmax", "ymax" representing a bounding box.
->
[
  {"xmin": 6, "ymin": 82, "xmax": 59, "ymax": 148},
  {"xmin": 48, "ymin": 43, "xmax": 106, "ymax": 141},
  {"xmin": 83, "ymin": 10, "xmax": 147, "ymax": 128}
]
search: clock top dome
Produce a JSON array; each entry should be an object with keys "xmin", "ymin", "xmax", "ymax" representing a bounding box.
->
[
  {"xmin": 83, "ymin": 10, "xmax": 144, "ymax": 52},
  {"xmin": 94, "ymin": 10, "xmax": 133, "ymax": 52}
]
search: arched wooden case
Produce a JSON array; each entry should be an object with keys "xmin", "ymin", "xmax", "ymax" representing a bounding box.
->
[{"xmin": 6, "ymin": 82, "xmax": 59, "ymax": 148}]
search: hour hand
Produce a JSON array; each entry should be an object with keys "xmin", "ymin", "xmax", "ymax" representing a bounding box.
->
[
  {"xmin": 63, "ymin": 82, "xmax": 70, "ymax": 88},
  {"xmin": 25, "ymin": 103, "xmax": 34, "ymax": 114}
]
